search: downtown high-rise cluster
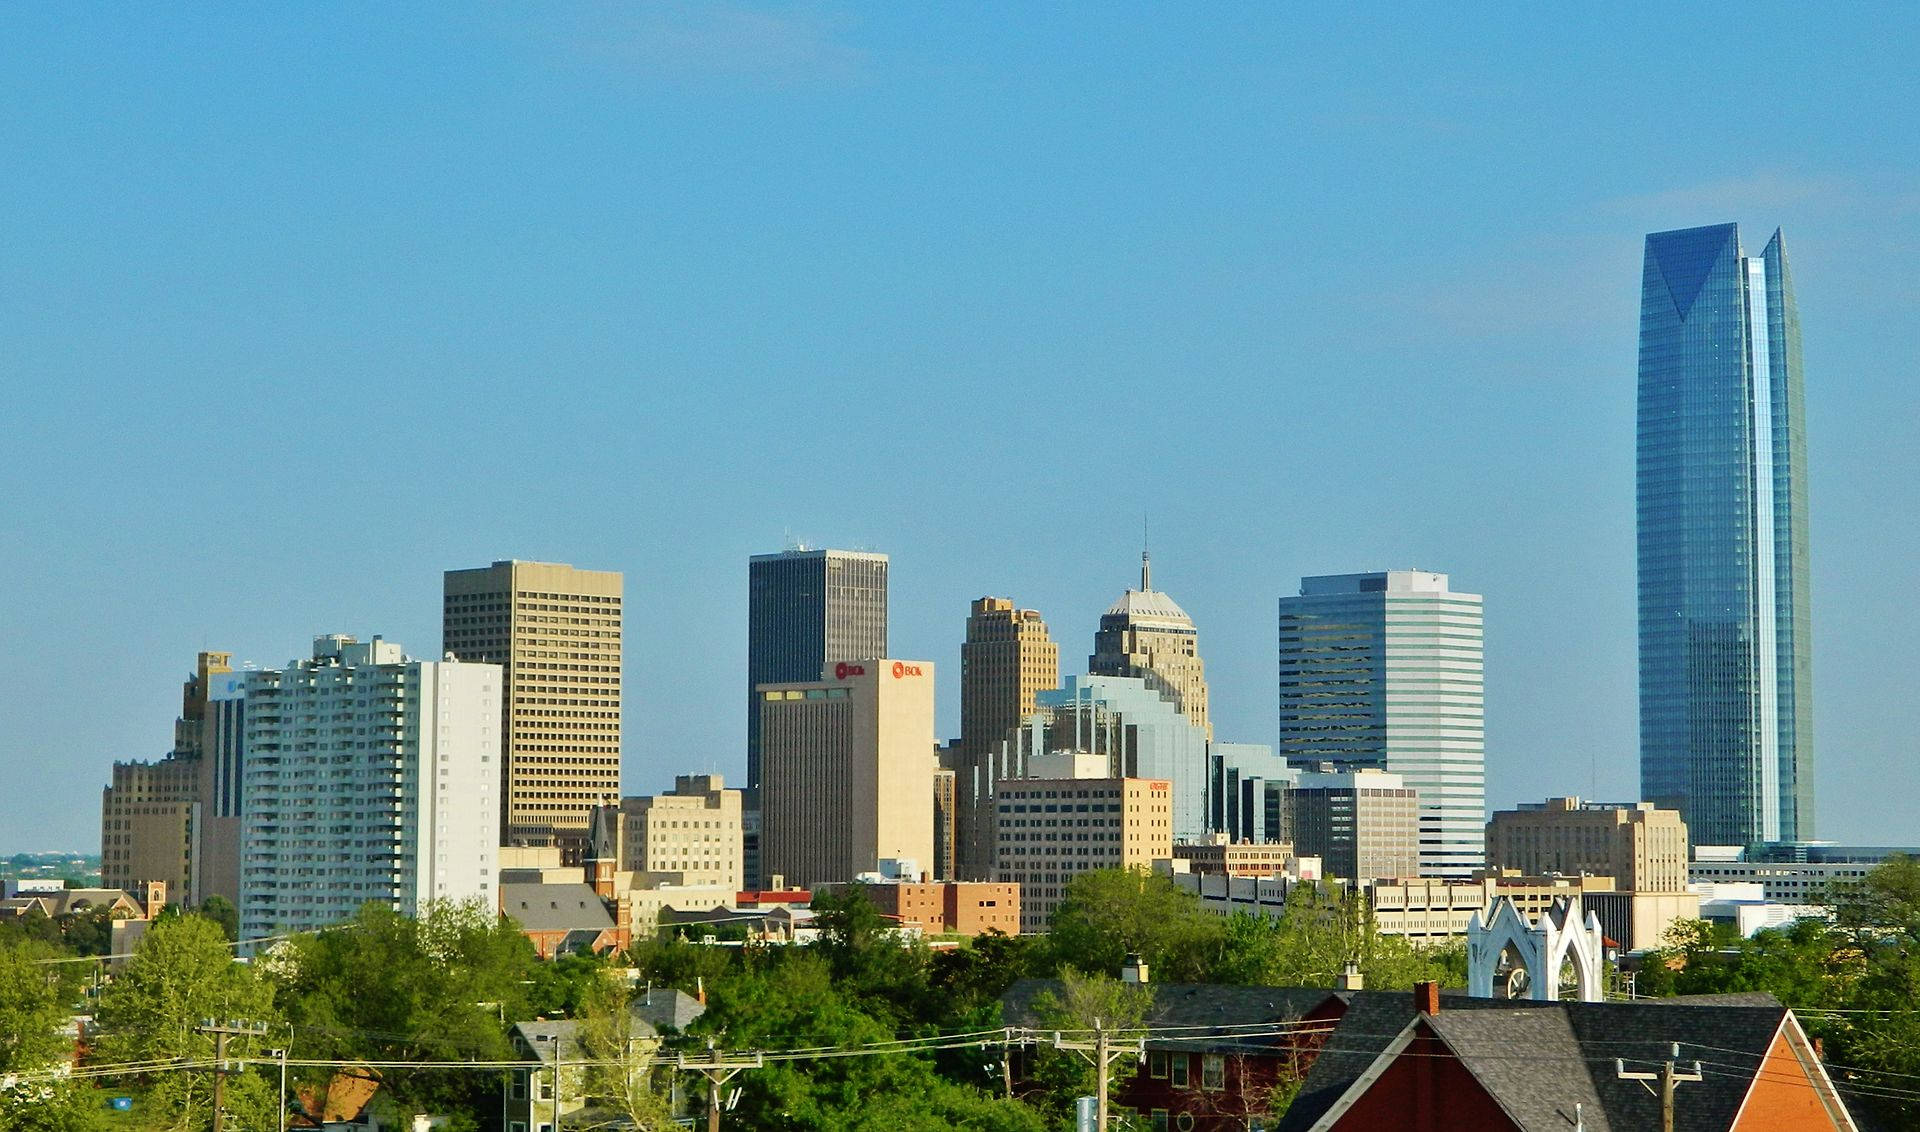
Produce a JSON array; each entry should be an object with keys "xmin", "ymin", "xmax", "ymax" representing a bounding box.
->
[{"xmin": 93, "ymin": 220, "xmax": 1819, "ymax": 941}]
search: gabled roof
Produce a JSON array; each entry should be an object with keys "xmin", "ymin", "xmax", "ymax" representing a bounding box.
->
[
  {"xmin": 631, "ymin": 987, "xmax": 705, "ymax": 1033},
  {"xmin": 500, "ymin": 884, "xmax": 615, "ymax": 932},
  {"xmin": 1276, "ymin": 990, "xmax": 1852, "ymax": 1132}
]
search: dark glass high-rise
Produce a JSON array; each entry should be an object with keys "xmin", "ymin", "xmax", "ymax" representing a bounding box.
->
[{"xmin": 1638, "ymin": 223, "xmax": 1813, "ymax": 846}]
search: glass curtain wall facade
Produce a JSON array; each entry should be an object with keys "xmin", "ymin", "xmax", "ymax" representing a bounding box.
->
[
  {"xmin": 1637, "ymin": 223, "xmax": 1813, "ymax": 846},
  {"xmin": 1276, "ymin": 571, "xmax": 1485, "ymax": 878}
]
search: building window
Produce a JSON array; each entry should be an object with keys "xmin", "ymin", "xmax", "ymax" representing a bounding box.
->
[
  {"xmin": 1201, "ymin": 1053, "xmax": 1225, "ymax": 1090},
  {"xmin": 511, "ymin": 1071, "xmax": 527, "ymax": 1099},
  {"xmin": 1148, "ymin": 1050, "xmax": 1168, "ymax": 1078},
  {"xmin": 1170, "ymin": 1055, "xmax": 1189, "ymax": 1089},
  {"xmin": 1150, "ymin": 1111, "xmax": 1169, "ymax": 1132}
]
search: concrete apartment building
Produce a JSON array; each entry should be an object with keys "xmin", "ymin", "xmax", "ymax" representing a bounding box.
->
[
  {"xmin": 1278, "ymin": 570, "xmax": 1485, "ymax": 878},
  {"xmin": 994, "ymin": 762, "xmax": 1173, "ymax": 933},
  {"xmin": 443, "ymin": 560, "xmax": 623, "ymax": 855},
  {"xmin": 758, "ymin": 659, "xmax": 935, "ymax": 889},
  {"xmin": 101, "ymin": 650, "xmax": 234, "ymax": 904},
  {"xmin": 239, "ymin": 635, "xmax": 500, "ymax": 941},
  {"xmin": 1090, "ymin": 553, "xmax": 1211, "ymax": 738},
  {"xmin": 610, "ymin": 774, "xmax": 743, "ymax": 891},
  {"xmin": 1486, "ymin": 796, "xmax": 1690, "ymax": 893},
  {"xmin": 1284, "ymin": 766, "xmax": 1421, "ymax": 882},
  {"xmin": 955, "ymin": 597, "xmax": 1059, "ymax": 879}
]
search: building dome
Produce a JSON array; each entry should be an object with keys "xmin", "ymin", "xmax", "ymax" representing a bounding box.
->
[{"xmin": 1102, "ymin": 588, "xmax": 1193, "ymax": 625}]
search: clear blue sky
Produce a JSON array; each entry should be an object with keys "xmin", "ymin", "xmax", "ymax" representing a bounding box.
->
[{"xmin": 4, "ymin": 5, "xmax": 1918, "ymax": 851}]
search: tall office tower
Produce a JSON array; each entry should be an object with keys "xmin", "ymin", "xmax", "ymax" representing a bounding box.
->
[
  {"xmin": 1638, "ymin": 223, "xmax": 1813, "ymax": 846},
  {"xmin": 1090, "ymin": 553, "xmax": 1211, "ymax": 738},
  {"xmin": 239, "ymin": 636, "xmax": 499, "ymax": 941},
  {"xmin": 1277, "ymin": 571, "xmax": 1485, "ymax": 878},
  {"xmin": 955, "ymin": 597, "xmax": 1059, "ymax": 879},
  {"xmin": 757, "ymin": 659, "xmax": 934, "ymax": 888},
  {"xmin": 746, "ymin": 548, "xmax": 889, "ymax": 789},
  {"xmin": 99, "ymin": 650, "xmax": 233, "ymax": 904},
  {"xmin": 443, "ymin": 560, "xmax": 623, "ymax": 853}
]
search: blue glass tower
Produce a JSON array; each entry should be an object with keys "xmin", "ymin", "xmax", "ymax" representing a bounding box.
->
[{"xmin": 1638, "ymin": 223, "xmax": 1813, "ymax": 847}]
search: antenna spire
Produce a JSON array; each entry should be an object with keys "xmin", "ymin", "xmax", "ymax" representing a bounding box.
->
[{"xmin": 1141, "ymin": 515, "xmax": 1152, "ymax": 590}]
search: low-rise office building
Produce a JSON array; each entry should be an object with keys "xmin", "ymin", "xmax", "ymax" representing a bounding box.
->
[
  {"xmin": 609, "ymin": 774, "xmax": 744, "ymax": 891},
  {"xmin": 1487, "ymin": 796, "xmax": 1689, "ymax": 893},
  {"xmin": 995, "ymin": 770, "xmax": 1172, "ymax": 933},
  {"xmin": 1285, "ymin": 766, "xmax": 1420, "ymax": 882}
]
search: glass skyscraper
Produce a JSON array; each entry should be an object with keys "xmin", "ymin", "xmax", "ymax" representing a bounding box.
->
[
  {"xmin": 1637, "ymin": 223, "xmax": 1813, "ymax": 847},
  {"xmin": 1276, "ymin": 571, "xmax": 1485, "ymax": 878}
]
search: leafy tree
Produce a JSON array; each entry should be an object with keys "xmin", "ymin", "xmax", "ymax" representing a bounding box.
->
[
  {"xmin": 574, "ymin": 970, "xmax": 676, "ymax": 1129},
  {"xmin": 523, "ymin": 950, "xmax": 607, "ymax": 1019},
  {"xmin": 627, "ymin": 931, "xmax": 738, "ymax": 998},
  {"xmin": 0, "ymin": 939, "xmax": 105, "ymax": 1132},
  {"xmin": 1046, "ymin": 868, "xmax": 1222, "ymax": 982},
  {"xmin": 1020, "ymin": 968, "xmax": 1152, "ymax": 1129},
  {"xmin": 91, "ymin": 914, "xmax": 280, "ymax": 1132},
  {"xmin": 195, "ymin": 898, "xmax": 239, "ymax": 943},
  {"xmin": 271, "ymin": 899, "xmax": 535, "ymax": 1124},
  {"xmin": 811, "ymin": 885, "xmax": 935, "ymax": 1028}
]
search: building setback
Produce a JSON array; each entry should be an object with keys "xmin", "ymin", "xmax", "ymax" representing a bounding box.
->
[
  {"xmin": 443, "ymin": 560, "xmax": 623, "ymax": 854},
  {"xmin": 239, "ymin": 636, "xmax": 499, "ymax": 941},
  {"xmin": 1278, "ymin": 570, "xmax": 1485, "ymax": 878},
  {"xmin": 1090, "ymin": 553, "xmax": 1211, "ymax": 738},
  {"xmin": 955, "ymin": 597, "xmax": 1059, "ymax": 880},
  {"xmin": 1486, "ymin": 796, "xmax": 1689, "ymax": 893},
  {"xmin": 1638, "ymin": 223, "xmax": 1814, "ymax": 846},
  {"xmin": 758, "ymin": 659, "xmax": 934, "ymax": 889}
]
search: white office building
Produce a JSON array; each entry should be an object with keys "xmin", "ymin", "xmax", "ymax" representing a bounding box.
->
[
  {"xmin": 240, "ymin": 635, "xmax": 500, "ymax": 942},
  {"xmin": 1277, "ymin": 570, "xmax": 1485, "ymax": 878}
]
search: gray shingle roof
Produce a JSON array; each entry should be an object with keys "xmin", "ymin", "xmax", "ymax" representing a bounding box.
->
[
  {"xmin": 1275, "ymin": 991, "xmax": 1824, "ymax": 1132},
  {"xmin": 1001, "ymin": 979, "xmax": 1345, "ymax": 1055},
  {"xmin": 500, "ymin": 884, "xmax": 615, "ymax": 932}
]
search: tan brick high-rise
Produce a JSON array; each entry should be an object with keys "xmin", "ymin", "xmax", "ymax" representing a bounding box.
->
[
  {"xmin": 1090, "ymin": 553, "xmax": 1210, "ymax": 738},
  {"xmin": 444, "ymin": 560, "xmax": 622, "ymax": 853},
  {"xmin": 956, "ymin": 597, "xmax": 1058, "ymax": 879}
]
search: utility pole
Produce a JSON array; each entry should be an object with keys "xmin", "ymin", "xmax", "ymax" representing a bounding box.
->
[
  {"xmin": 676, "ymin": 1039, "xmax": 763, "ymax": 1132},
  {"xmin": 197, "ymin": 1020, "xmax": 268, "ymax": 1132},
  {"xmin": 1615, "ymin": 1044, "xmax": 1703, "ymax": 1132},
  {"xmin": 1052, "ymin": 1018, "xmax": 1145, "ymax": 1132}
]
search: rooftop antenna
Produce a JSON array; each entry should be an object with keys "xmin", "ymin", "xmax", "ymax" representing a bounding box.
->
[{"xmin": 1141, "ymin": 514, "xmax": 1151, "ymax": 591}]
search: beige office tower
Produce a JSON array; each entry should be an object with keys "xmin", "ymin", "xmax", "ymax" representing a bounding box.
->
[
  {"xmin": 1089, "ymin": 553, "xmax": 1210, "ymax": 738},
  {"xmin": 101, "ymin": 650, "xmax": 234, "ymax": 904},
  {"xmin": 932, "ymin": 767, "xmax": 957, "ymax": 881},
  {"xmin": 758, "ymin": 660, "xmax": 936, "ymax": 888},
  {"xmin": 1486, "ymin": 796, "xmax": 1690, "ymax": 893},
  {"xmin": 956, "ymin": 597, "xmax": 1059, "ymax": 879},
  {"xmin": 444, "ymin": 560, "xmax": 623, "ymax": 854},
  {"xmin": 613, "ymin": 775, "xmax": 744, "ymax": 890}
]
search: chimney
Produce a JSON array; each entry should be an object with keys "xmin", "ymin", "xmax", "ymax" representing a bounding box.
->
[
  {"xmin": 1338, "ymin": 962, "xmax": 1365, "ymax": 991},
  {"xmin": 1813, "ymin": 1037, "xmax": 1824, "ymax": 1060},
  {"xmin": 1120, "ymin": 953, "xmax": 1149, "ymax": 985},
  {"xmin": 1414, "ymin": 980, "xmax": 1440, "ymax": 1016},
  {"xmin": 696, "ymin": 975, "xmax": 706, "ymax": 1006}
]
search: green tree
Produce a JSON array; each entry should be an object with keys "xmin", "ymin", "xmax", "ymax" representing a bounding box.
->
[
  {"xmin": 272, "ymin": 899, "xmax": 535, "ymax": 1124},
  {"xmin": 811, "ymin": 885, "xmax": 935, "ymax": 1028},
  {"xmin": 574, "ymin": 971, "xmax": 676, "ymax": 1129},
  {"xmin": 0, "ymin": 939, "xmax": 105, "ymax": 1131},
  {"xmin": 195, "ymin": 898, "xmax": 239, "ymax": 943},
  {"xmin": 91, "ymin": 915, "xmax": 279, "ymax": 1132},
  {"xmin": 1046, "ymin": 868, "xmax": 1222, "ymax": 981}
]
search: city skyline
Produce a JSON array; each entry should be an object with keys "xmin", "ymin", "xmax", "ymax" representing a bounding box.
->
[{"xmin": 7, "ymin": 8, "xmax": 1920, "ymax": 850}]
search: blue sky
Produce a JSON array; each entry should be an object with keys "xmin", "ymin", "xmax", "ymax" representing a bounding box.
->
[{"xmin": 4, "ymin": 5, "xmax": 1918, "ymax": 851}]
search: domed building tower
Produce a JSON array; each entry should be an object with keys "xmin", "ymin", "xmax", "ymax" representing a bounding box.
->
[{"xmin": 1089, "ymin": 553, "xmax": 1211, "ymax": 739}]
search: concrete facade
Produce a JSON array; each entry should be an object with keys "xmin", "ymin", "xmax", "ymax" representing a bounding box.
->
[
  {"xmin": 993, "ymin": 774, "xmax": 1172, "ymax": 933},
  {"xmin": 1486, "ymin": 796, "xmax": 1690, "ymax": 893},
  {"xmin": 1285, "ymin": 767, "xmax": 1421, "ymax": 882},
  {"xmin": 240, "ymin": 635, "xmax": 500, "ymax": 941},
  {"xmin": 758, "ymin": 659, "xmax": 936, "ymax": 888},
  {"xmin": 612, "ymin": 774, "xmax": 744, "ymax": 891},
  {"xmin": 443, "ymin": 560, "xmax": 623, "ymax": 854},
  {"xmin": 955, "ymin": 597, "xmax": 1058, "ymax": 880}
]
